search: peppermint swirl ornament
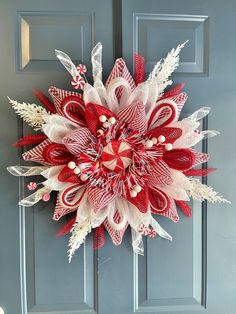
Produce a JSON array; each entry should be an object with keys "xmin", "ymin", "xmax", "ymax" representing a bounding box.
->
[
  {"xmin": 101, "ymin": 140, "xmax": 132, "ymax": 172},
  {"xmin": 27, "ymin": 181, "xmax": 37, "ymax": 191},
  {"xmin": 77, "ymin": 64, "xmax": 87, "ymax": 74},
  {"xmin": 71, "ymin": 75, "xmax": 85, "ymax": 89}
]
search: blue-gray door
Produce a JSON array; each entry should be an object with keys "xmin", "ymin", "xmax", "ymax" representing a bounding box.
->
[{"xmin": 0, "ymin": 0, "xmax": 236, "ymax": 314}]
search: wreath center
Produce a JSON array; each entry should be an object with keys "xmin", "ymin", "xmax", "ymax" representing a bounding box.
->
[{"xmin": 101, "ymin": 140, "xmax": 133, "ymax": 172}]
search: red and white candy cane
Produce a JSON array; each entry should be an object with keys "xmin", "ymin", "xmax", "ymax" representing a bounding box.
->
[
  {"xmin": 71, "ymin": 75, "xmax": 85, "ymax": 90},
  {"xmin": 148, "ymin": 229, "xmax": 157, "ymax": 238},
  {"xmin": 138, "ymin": 224, "xmax": 149, "ymax": 236},
  {"xmin": 27, "ymin": 181, "xmax": 37, "ymax": 191},
  {"xmin": 77, "ymin": 64, "xmax": 87, "ymax": 74}
]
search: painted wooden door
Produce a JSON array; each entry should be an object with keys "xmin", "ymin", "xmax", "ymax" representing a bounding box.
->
[
  {"xmin": 0, "ymin": 1, "xmax": 114, "ymax": 313},
  {"xmin": 1, "ymin": 1, "xmax": 236, "ymax": 314}
]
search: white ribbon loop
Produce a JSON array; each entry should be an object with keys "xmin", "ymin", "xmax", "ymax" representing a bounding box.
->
[
  {"xmin": 126, "ymin": 82, "xmax": 149, "ymax": 108},
  {"xmin": 7, "ymin": 166, "xmax": 46, "ymax": 176},
  {"xmin": 106, "ymin": 77, "xmax": 132, "ymax": 113},
  {"xmin": 19, "ymin": 186, "xmax": 51, "ymax": 207},
  {"xmin": 60, "ymin": 184, "xmax": 85, "ymax": 208},
  {"xmin": 131, "ymin": 229, "xmax": 144, "ymax": 255},
  {"xmin": 107, "ymin": 201, "xmax": 127, "ymax": 231},
  {"xmin": 55, "ymin": 49, "xmax": 78, "ymax": 78},
  {"xmin": 83, "ymin": 83, "xmax": 103, "ymax": 106},
  {"xmin": 147, "ymin": 98, "xmax": 178, "ymax": 129},
  {"xmin": 185, "ymin": 107, "xmax": 211, "ymax": 121},
  {"xmin": 91, "ymin": 42, "xmax": 103, "ymax": 83}
]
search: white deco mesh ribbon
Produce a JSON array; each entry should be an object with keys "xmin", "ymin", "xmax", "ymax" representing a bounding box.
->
[
  {"xmin": 159, "ymin": 170, "xmax": 190, "ymax": 201},
  {"xmin": 42, "ymin": 166, "xmax": 68, "ymax": 191},
  {"xmin": 115, "ymin": 197, "xmax": 172, "ymax": 255},
  {"xmin": 7, "ymin": 166, "xmax": 47, "ymax": 176},
  {"xmin": 172, "ymin": 119, "xmax": 200, "ymax": 148},
  {"xmin": 131, "ymin": 229, "xmax": 144, "ymax": 255},
  {"xmin": 126, "ymin": 82, "xmax": 149, "ymax": 109},
  {"xmin": 106, "ymin": 199, "xmax": 127, "ymax": 230},
  {"xmin": 76, "ymin": 192, "xmax": 110, "ymax": 229},
  {"xmin": 83, "ymin": 83, "xmax": 103, "ymax": 107},
  {"xmin": 19, "ymin": 186, "xmax": 51, "ymax": 207},
  {"xmin": 42, "ymin": 114, "xmax": 78, "ymax": 144},
  {"xmin": 106, "ymin": 77, "xmax": 132, "ymax": 113}
]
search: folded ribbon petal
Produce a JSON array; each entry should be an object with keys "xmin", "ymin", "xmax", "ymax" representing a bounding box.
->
[
  {"xmin": 117, "ymin": 101, "xmax": 147, "ymax": 134},
  {"xmin": 125, "ymin": 185, "xmax": 149, "ymax": 213},
  {"xmin": 148, "ymin": 160, "xmax": 173, "ymax": 186},
  {"xmin": 43, "ymin": 143, "xmax": 73, "ymax": 165},
  {"xmin": 59, "ymin": 184, "xmax": 86, "ymax": 208},
  {"xmin": 148, "ymin": 187, "xmax": 170, "ymax": 214},
  {"xmin": 48, "ymin": 86, "xmax": 83, "ymax": 114},
  {"xmin": 148, "ymin": 99, "xmax": 178, "ymax": 129},
  {"xmin": 58, "ymin": 165, "xmax": 84, "ymax": 183},
  {"xmin": 146, "ymin": 126, "xmax": 182, "ymax": 144},
  {"xmin": 63, "ymin": 127, "xmax": 93, "ymax": 156},
  {"xmin": 88, "ymin": 185, "xmax": 117, "ymax": 213},
  {"xmin": 61, "ymin": 95, "xmax": 86, "ymax": 125},
  {"xmin": 42, "ymin": 114, "xmax": 78, "ymax": 143},
  {"xmin": 163, "ymin": 148, "xmax": 195, "ymax": 171},
  {"xmin": 85, "ymin": 103, "xmax": 115, "ymax": 134}
]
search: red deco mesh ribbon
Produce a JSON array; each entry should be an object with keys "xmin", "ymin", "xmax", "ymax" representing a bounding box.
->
[
  {"xmin": 43, "ymin": 143, "xmax": 73, "ymax": 165},
  {"xmin": 163, "ymin": 149, "xmax": 195, "ymax": 171},
  {"xmin": 134, "ymin": 53, "xmax": 145, "ymax": 85},
  {"xmin": 184, "ymin": 168, "xmax": 216, "ymax": 177},
  {"xmin": 175, "ymin": 200, "xmax": 192, "ymax": 218},
  {"xmin": 93, "ymin": 225, "xmax": 106, "ymax": 250}
]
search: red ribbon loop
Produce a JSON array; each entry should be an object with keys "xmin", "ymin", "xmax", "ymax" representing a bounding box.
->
[
  {"xmin": 149, "ymin": 187, "xmax": 170, "ymax": 214},
  {"xmin": 60, "ymin": 184, "xmax": 85, "ymax": 208},
  {"xmin": 163, "ymin": 149, "xmax": 195, "ymax": 171},
  {"xmin": 148, "ymin": 102, "xmax": 177, "ymax": 129},
  {"xmin": 43, "ymin": 143, "xmax": 73, "ymax": 165},
  {"xmin": 61, "ymin": 95, "xmax": 86, "ymax": 125}
]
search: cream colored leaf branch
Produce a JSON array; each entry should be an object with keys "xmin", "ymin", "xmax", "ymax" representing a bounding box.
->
[
  {"xmin": 68, "ymin": 218, "xmax": 92, "ymax": 262},
  {"xmin": 8, "ymin": 97, "xmax": 48, "ymax": 131},
  {"xmin": 148, "ymin": 41, "xmax": 188, "ymax": 95},
  {"xmin": 188, "ymin": 178, "xmax": 230, "ymax": 203}
]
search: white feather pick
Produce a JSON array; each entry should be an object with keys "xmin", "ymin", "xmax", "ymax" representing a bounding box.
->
[
  {"xmin": 8, "ymin": 97, "xmax": 48, "ymax": 131},
  {"xmin": 147, "ymin": 41, "xmax": 188, "ymax": 95},
  {"xmin": 68, "ymin": 219, "xmax": 92, "ymax": 262},
  {"xmin": 188, "ymin": 178, "xmax": 230, "ymax": 203}
]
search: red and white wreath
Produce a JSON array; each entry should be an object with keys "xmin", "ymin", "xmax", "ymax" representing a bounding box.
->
[{"xmin": 8, "ymin": 42, "xmax": 229, "ymax": 261}]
